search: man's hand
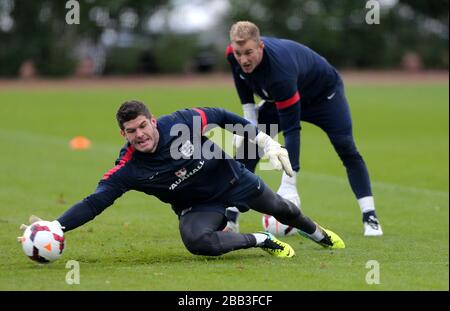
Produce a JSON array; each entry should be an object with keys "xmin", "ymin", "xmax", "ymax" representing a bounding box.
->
[
  {"xmin": 253, "ymin": 132, "xmax": 294, "ymax": 177},
  {"xmin": 18, "ymin": 215, "xmax": 64, "ymax": 240},
  {"xmin": 19, "ymin": 215, "xmax": 43, "ymax": 231}
]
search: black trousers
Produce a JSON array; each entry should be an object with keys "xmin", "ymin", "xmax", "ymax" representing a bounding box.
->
[{"xmin": 178, "ymin": 174, "xmax": 316, "ymax": 256}]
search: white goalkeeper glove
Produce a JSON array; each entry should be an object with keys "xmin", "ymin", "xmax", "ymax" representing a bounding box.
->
[
  {"xmin": 18, "ymin": 215, "xmax": 64, "ymax": 237},
  {"xmin": 242, "ymin": 103, "xmax": 259, "ymax": 124},
  {"xmin": 233, "ymin": 103, "xmax": 259, "ymax": 150},
  {"xmin": 253, "ymin": 131, "xmax": 294, "ymax": 177}
]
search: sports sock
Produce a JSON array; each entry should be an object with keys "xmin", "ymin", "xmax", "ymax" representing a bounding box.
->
[
  {"xmin": 252, "ymin": 233, "xmax": 269, "ymax": 246},
  {"xmin": 226, "ymin": 207, "xmax": 240, "ymax": 223},
  {"xmin": 303, "ymin": 225, "xmax": 325, "ymax": 242},
  {"xmin": 281, "ymin": 171, "xmax": 297, "ymax": 187},
  {"xmin": 358, "ymin": 196, "xmax": 375, "ymax": 214}
]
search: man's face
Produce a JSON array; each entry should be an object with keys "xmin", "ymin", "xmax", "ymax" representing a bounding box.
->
[
  {"xmin": 231, "ymin": 39, "xmax": 264, "ymax": 74},
  {"xmin": 121, "ymin": 115, "xmax": 159, "ymax": 153}
]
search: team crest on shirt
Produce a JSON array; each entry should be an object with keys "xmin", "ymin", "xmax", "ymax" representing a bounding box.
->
[
  {"xmin": 179, "ymin": 140, "xmax": 194, "ymax": 157},
  {"xmin": 175, "ymin": 168, "xmax": 187, "ymax": 178},
  {"xmin": 170, "ymin": 161, "xmax": 205, "ymax": 190}
]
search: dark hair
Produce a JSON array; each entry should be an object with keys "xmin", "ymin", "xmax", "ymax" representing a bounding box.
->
[{"xmin": 116, "ymin": 100, "xmax": 152, "ymax": 130}]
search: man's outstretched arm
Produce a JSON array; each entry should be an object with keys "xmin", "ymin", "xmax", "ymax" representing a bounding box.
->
[{"xmin": 57, "ymin": 182, "xmax": 127, "ymax": 231}]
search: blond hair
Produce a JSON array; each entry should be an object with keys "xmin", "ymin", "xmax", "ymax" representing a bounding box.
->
[{"xmin": 229, "ymin": 21, "xmax": 261, "ymax": 44}]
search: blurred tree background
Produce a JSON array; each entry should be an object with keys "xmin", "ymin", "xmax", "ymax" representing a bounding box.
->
[{"xmin": 0, "ymin": 0, "xmax": 447, "ymax": 77}]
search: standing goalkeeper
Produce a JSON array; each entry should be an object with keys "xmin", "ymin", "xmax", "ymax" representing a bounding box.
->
[{"xmin": 224, "ymin": 21, "xmax": 382, "ymax": 237}]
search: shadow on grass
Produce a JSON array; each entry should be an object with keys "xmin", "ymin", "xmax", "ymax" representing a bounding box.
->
[{"xmin": 68, "ymin": 250, "xmax": 280, "ymax": 266}]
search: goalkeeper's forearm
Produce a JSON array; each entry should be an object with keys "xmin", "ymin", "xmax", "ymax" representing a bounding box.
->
[
  {"xmin": 57, "ymin": 200, "xmax": 98, "ymax": 231},
  {"xmin": 57, "ymin": 194, "xmax": 114, "ymax": 232}
]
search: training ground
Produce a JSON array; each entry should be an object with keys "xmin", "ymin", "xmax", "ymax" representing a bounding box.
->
[{"xmin": 0, "ymin": 71, "xmax": 448, "ymax": 291}]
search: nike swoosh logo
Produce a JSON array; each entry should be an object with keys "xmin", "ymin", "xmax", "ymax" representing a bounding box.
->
[
  {"xmin": 327, "ymin": 92, "xmax": 336, "ymax": 100},
  {"xmin": 149, "ymin": 172, "xmax": 159, "ymax": 180},
  {"xmin": 239, "ymin": 74, "xmax": 245, "ymax": 80},
  {"xmin": 257, "ymin": 180, "xmax": 261, "ymax": 190}
]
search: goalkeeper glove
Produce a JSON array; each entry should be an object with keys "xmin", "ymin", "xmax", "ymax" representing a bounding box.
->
[
  {"xmin": 253, "ymin": 131, "xmax": 294, "ymax": 177},
  {"xmin": 18, "ymin": 215, "xmax": 64, "ymax": 234},
  {"xmin": 242, "ymin": 103, "xmax": 258, "ymax": 125},
  {"xmin": 233, "ymin": 103, "xmax": 259, "ymax": 150}
]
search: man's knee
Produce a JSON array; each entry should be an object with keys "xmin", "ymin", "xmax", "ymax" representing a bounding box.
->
[
  {"xmin": 182, "ymin": 233, "xmax": 222, "ymax": 256},
  {"xmin": 330, "ymin": 135, "xmax": 362, "ymax": 159}
]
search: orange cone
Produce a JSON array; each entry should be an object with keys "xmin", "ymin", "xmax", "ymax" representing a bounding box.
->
[{"xmin": 69, "ymin": 136, "xmax": 92, "ymax": 150}]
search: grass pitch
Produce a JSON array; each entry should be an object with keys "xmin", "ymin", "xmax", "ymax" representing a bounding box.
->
[{"xmin": 0, "ymin": 81, "xmax": 448, "ymax": 290}]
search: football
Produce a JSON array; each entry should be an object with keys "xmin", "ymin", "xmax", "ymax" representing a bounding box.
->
[
  {"xmin": 19, "ymin": 221, "xmax": 65, "ymax": 263},
  {"xmin": 262, "ymin": 214, "xmax": 298, "ymax": 236}
]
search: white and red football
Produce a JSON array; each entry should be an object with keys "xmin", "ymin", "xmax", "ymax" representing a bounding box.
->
[{"xmin": 20, "ymin": 221, "xmax": 65, "ymax": 263}]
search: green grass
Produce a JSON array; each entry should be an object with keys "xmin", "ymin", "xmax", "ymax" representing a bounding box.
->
[{"xmin": 0, "ymin": 83, "xmax": 448, "ymax": 290}]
